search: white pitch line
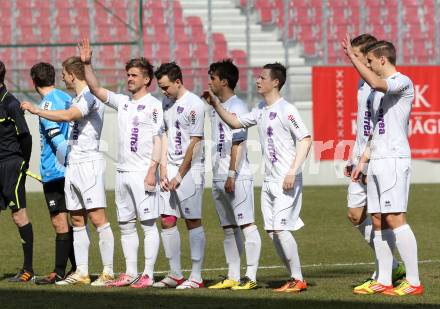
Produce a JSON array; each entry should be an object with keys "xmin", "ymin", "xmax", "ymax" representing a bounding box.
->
[{"xmin": 152, "ymin": 259, "xmax": 440, "ymax": 275}]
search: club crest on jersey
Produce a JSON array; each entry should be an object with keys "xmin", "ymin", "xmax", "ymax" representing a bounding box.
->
[
  {"xmin": 177, "ymin": 106, "xmax": 184, "ymax": 114},
  {"xmin": 137, "ymin": 104, "xmax": 146, "ymax": 111},
  {"xmin": 190, "ymin": 110, "xmax": 196, "ymax": 124},
  {"xmin": 152, "ymin": 108, "xmax": 158, "ymax": 123},
  {"xmin": 269, "ymin": 112, "xmax": 277, "ymax": 120},
  {"xmin": 287, "ymin": 114, "xmax": 300, "ymax": 129}
]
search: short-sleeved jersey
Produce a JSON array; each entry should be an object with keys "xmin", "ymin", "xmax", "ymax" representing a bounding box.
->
[
  {"xmin": 352, "ymin": 80, "xmax": 375, "ymax": 159},
  {"xmin": 0, "ymin": 86, "xmax": 30, "ymax": 162},
  {"xmin": 370, "ymin": 72, "xmax": 413, "ymax": 159},
  {"xmin": 39, "ymin": 88, "xmax": 71, "ymax": 182},
  {"xmin": 67, "ymin": 86, "xmax": 105, "ymax": 163},
  {"xmin": 210, "ymin": 95, "xmax": 252, "ymax": 181},
  {"xmin": 238, "ymin": 98, "xmax": 310, "ymax": 182},
  {"xmin": 162, "ymin": 90, "xmax": 205, "ymax": 167},
  {"xmin": 106, "ymin": 91, "xmax": 163, "ymax": 172}
]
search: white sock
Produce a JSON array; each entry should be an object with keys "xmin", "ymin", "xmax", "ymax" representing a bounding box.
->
[
  {"xmin": 356, "ymin": 217, "xmax": 378, "ymax": 279},
  {"xmin": 97, "ymin": 223, "xmax": 114, "ymax": 275},
  {"xmin": 268, "ymin": 231, "xmax": 290, "ymax": 274},
  {"xmin": 119, "ymin": 221, "xmax": 139, "ymax": 277},
  {"xmin": 276, "ymin": 230, "xmax": 303, "ymax": 281},
  {"xmin": 373, "ymin": 230, "xmax": 393, "ymax": 286},
  {"xmin": 73, "ymin": 226, "xmax": 90, "ymax": 276},
  {"xmin": 393, "ymin": 224, "xmax": 420, "ymax": 286},
  {"xmin": 243, "ymin": 225, "xmax": 261, "ymax": 282},
  {"xmin": 223, "ymin": 228, "xmax": 242, "ymax": 281},
  {"xmin": 189, "ymin": 226, "xmax": 205, "ymax": 282},
  {"xmin": 382, "ymin": 228, "xmax": 399, "ymax": 270},
  {"xmin": 141, "ymin": 220, "xmax": 160, "ymax": 278},
  {"xmin": 161, "ymin": 226, "xmax": 182, "ymax": 278}
]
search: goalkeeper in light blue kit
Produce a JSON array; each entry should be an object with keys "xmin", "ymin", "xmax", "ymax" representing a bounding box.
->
[{"xmin": 30, "ymin": 62, "xmax": 77, "ymax": 285}]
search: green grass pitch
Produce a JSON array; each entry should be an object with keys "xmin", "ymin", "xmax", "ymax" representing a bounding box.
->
[{"xmin": 0, "ymin": 184, "xmax": 439, "ymax": 308}]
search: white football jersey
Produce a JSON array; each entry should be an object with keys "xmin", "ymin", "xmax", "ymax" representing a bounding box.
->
[
  {"xmin": 67, "ymin": 86, "xmax": 105, "ymax": 163},
  {"xmin": 238, "ymin": 98, "xmax": 310, "ymax": 182},
  {"xmin": 370, "ymin": 72, "xmax": 413, "ymax": 159},
  {"xmin": 106, "ymin": 91, "xmax": 163, "ymax": 172},
  {"xmin": 352, "ymin": 80, "xmax": 375, "ymax": 159},
  {"xmin": 162, "ymin": 90, "xmax": 205, "ymax": 168},
  {"xmin": 210, "ymin": 95, "xmax": 252, "ymax": 181}
]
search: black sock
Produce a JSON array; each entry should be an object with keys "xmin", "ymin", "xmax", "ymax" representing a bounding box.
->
[
  {"xmin": 68, "ymin": 227, "xmax": 77, "ymax": 272},
  {"xmin": 18, "ymin": 223, "xmax": 33, "ymax": 272},
  {"xmin": 55, "ymin": 232, "xmax": 72, "ymax": 277}
]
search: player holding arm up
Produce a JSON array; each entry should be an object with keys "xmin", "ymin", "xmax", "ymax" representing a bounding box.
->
[
  {"xmin": 203, "ymin": 60, "xmax": 261, "ymax": 291},
  {"xmin": 343, "ymin": 35, "xmax": 423, "ymax": 296},
  {"xmin": 29, "ymin": 62, "xmax": 77, "ymax": 285},
  {"xmin": 154, "ymin": 62, "xmax": 206, "ymax": 289},
  {"xmin": 21, "ymin": 56, "xmax": 114, "ymax": 287},
  {"xmin": 343, "ymin": 35, "xmax": 405, "ymax": 294},
  {"xmin": 204, "ymin": 63, "xmax": 312, "ymax": 293},
  {"xmin": 78, "ymin": 39, "xmax": 162, "ymax": 288}
]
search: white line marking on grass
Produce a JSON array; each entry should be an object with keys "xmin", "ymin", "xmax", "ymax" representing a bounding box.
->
[{"xmin": 152, "ymin": 259, "xmax": 440, "ymax": 275}]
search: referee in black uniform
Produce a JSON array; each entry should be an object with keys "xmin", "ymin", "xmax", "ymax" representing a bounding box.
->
[{"xmin": 0, "ymin": 61, "xmax": 34, "ymax": 282}]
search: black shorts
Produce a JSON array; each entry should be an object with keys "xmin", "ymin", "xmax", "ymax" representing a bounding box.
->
[
  {"xmin": 0, "ymin": 157, "xmax": 27, "ymax": 211},
  {"xmin": 43, "ymin": 178, "xmax": 67, "ymax": 214}
]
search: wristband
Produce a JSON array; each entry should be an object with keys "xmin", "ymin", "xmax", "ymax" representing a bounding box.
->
[{"xmin": 228, "ymin": 170, "xmax": 237, "ymax": 179}]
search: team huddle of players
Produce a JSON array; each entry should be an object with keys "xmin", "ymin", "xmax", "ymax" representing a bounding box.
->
[{"xmin": 0, "ymin": 33, "xmax": 422, "ymax": 296}]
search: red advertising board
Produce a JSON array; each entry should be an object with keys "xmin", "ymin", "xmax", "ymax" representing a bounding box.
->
[{"xmin": 312, "ymin": 66, "xmax": 440, "ymax": 160}]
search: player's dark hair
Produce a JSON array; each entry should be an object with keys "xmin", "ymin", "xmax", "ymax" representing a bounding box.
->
[
  {"xmin": 126, "ymin": 57, "xmax": 154, "ymax": 87},
  {"xmin": 365, "ymin": 40, "xmax": 397, "ymax": 65},
  {"xmin": 30, "ymin": 62, "xmax": 55, "ymax": 88},
  {"xmin": 62, "ymin": 56, "xmax": 85, "ymax": 81},
  {"xmin": 0, "ymin": 60, "xmax": 5, "ymax": 84},
  {"xmin": 154, "ymin": 62, "xmax": 183, "ymax": 83},
  {"xmin": 208, "ymin": 59, "xmax": 239, "ymax": 90},
  {"xmin": 263, "ymin": 62, "xmax": 286, "ymax": 90},
  {"xmin": 351, "ymin": 34, "xmax": 377, "ymax": 54}
]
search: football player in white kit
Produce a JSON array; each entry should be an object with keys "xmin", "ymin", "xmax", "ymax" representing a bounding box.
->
[
  {"xmin": 21, "ymin": 56, "xmax": 115, "ymax": 286},
  {"xmin": 153, "ymin": 62, "xmax": 206, "ymax": 289},
  {"xmin": 204, "ymin": 63, "xmax": 312, "ymax": 293},
  {"xmin": 78, "ymin": 39, "xmax": 162, "ymax": 288},
  {"xmin": 203, "ymin": 60, "xmax": 261, "ymax": 290},
  {"xmin": 344, "ymin": 37, "xmax": 424, "ymax": 296},
  {"xmin": 344, "ymin": 35, "xmax": 405, "ymax": 293}
]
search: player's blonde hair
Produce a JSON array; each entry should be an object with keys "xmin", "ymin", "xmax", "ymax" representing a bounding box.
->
[{"xmin": 62, "ymin": 56, "xmax": 86, "ymax": 81}]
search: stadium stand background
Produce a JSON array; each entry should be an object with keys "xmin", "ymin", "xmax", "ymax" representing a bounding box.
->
[{"xmin": 0, "ymin": 0, "xmax": 439, "ymax": 191}]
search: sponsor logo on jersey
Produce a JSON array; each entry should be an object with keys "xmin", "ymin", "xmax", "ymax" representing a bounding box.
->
[
  {"xmin": 152, "ymin": 108, "xmax": 158, "ymax": 123},
  {"xmin": 378, "ymin": 98, "xmax": 385, "ymax": 135},
  {"xmin": 266, "ymin": 126, "xmax": 277, "ymax": 164},
  {"xmin": 190, "ymin": 110, "xmax": 196, "ymax": 124},
  {"xmin": 71, "ymin": 122, "xmax": 79, "ymax": 141},
  {"xmin": 287, "ymin": 114, "xmax": 300, "ymax": 129},
  {"xmin": 43, "ymin": 101, "xmax": 51, "ymax": 110},
  {"xmin": 175, "ymin": 120, "xmax": 182, "ymax": 155},
  {"xmin": 137, "ymin": 104, "xmax": 146, "ymax": 111},
  {"xmin": 364, "ymin": 98, "xmax": 372, "ymax": 137},
  {"xmin": 269, "ymin": 112, "xmax": 277, "ymax": 120},
  {"xmin": 177, "ymin": 106, "xmax": 184, "ymax": 114},
  {"xmin": 217, "ymin": 123, "xmax": 226, "ymax": 158}
]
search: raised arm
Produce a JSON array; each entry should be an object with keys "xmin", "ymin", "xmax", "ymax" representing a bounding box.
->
[
  {"xmin": 201, "ymin": 90, "xmax": 243, "ymax": 129},
  {"xmin": 78, "ymin": 39, "xmax": 109, "ymax": 104},
  {"xmin": 342, "ymin": 34, "xmax": 388, "ymax": 93}
]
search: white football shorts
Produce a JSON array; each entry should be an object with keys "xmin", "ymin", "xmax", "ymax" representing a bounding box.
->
[
  {"xmin": 261, "ymin": 178, "xmax": 304, "ymax": 231},
  {"xmin": 115, "ymin": 170, "xmax": 160, "ymax": 222},
  {"xmin": 160, "ymin": 163, "xmax": 204, "ymax": 219},
  {"xmin": 367, "ymin": 158, "xmax": 411, "ymax": 214},
  {"xmin": 212, "ymin": 179, "xmax": 255, "ymax": 227},
  {"xmin": 65, "ymin": 159, "xmax": 107, "ymax": 211}
]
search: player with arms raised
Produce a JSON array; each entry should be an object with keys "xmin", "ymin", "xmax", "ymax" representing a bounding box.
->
[
  {"xmin": 344, "ymin": 36, "xmax": 424, "ymax": 296},
  {"xmin": 21, "ymin": 57, "xmax": 115, "ymax": 286},
  {"xmin": 78, "ymin": 39, "xmax": 162, "ymax": 288},
  {"xmin": 204, "ymin": 63, "xmax": 312, "ymax": 293}
]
